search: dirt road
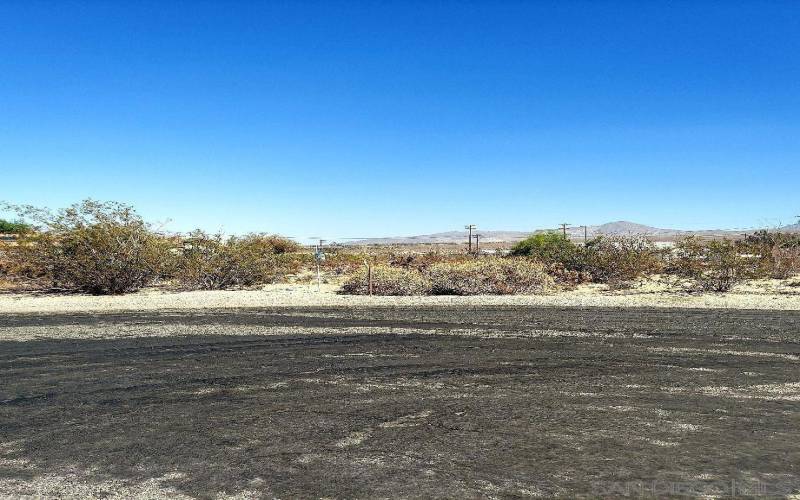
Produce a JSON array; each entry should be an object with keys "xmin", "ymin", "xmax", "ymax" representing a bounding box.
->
[{"xmin": 2, "ymin": 307, "xmax": 799, "ymax": 498}]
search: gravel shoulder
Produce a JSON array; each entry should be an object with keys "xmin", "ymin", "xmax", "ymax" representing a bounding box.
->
[{"xmin": 2, "ymin": 280, "xmax": 800, "ymax": 314}]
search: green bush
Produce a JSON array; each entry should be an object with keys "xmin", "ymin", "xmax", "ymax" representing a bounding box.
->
[
  {"xmin": 0, "ymin": 219, "xmax": 31, "ymax": 234},
  {"xmin": 339, "ymin": 265, "xmax": 430, "ymax": 295},
  {"xmin": 173, "ymin": 231, "xmax": 288, "ymax": 290},
  {"xmin": 427, "ymin": 257, "xmax": 554, "ymax": 295},
  {"xmin": 4, "ymin": 200, "xmax": 170, "ymax": 294},
  {"xmin": 510, "ymin": 232, "xmax": 581, "ymax": 267},
  {"xmin": 583, "ymin": 236, "xmax": 663, "ymax": 284}
]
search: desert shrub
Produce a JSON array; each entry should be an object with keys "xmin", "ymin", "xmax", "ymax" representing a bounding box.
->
[
  {"xmin": 275, "ymin": 252, "xmax": 313, "ymax": 276},
  {"xmin": 770, "ymin": 246, "xmax": 800, "ymax": 280},
  {"xmin": 173, "ymin": 231, "xmax": 286, "ymax": 289},
  {"xmin": 695, "ymin": 240, "xmax": 754, "ymax": 292},
  {"xmin": 2, "ymin": 200, "xmax": 171, "ymax": 294},
  {"xmin": 321, "ymin": 252, "xmax": 365, "ymax": 275},
  {"xmin": 739, "ymin": 231, "xmax": 800, "ymax": 279},
  {"xmin": 667, "ymin": 237, "xmax": 707, "ymax": 278},
  {"xmin": 741, "ymin": 230, "xmax": 800, "ymax": 249},
  {"xmin": 389, "ymin": 252, "xmax": 469, "ymax": 272},
  {"xmin": 546, "ymin": 263, "xmax": 592, "ymax": 287},
  {"xmin": 583, "ymin": 236, "xmax": 663, "ymax": 284},
  {"xmin": 339, "ymin": 265, "xmax": 430, "ymax": 295},
  {"xmin": 340, "ymin": 257, "xmax": 554, "ymax": 296},
  {"xmin": 0, "ymin": 219, "xmax": 31, "ymax": 234},
  {"xmin": 256, "ymin": 235, "xmax": 301, "ymax": 254},
  {"xmin": 428, "ymin": 257, "xmax": 554, "ymax": 295},
  {"xmin": 668, "ymin": 238, "xmax": 754, "ymax": 292},
  {"xmin": 0, "ymin": 241, "xmax": 13, "ymax": 279},
  {"xmin": 510, "ymin": 232, "xmax": 582, "ymax": 268}
]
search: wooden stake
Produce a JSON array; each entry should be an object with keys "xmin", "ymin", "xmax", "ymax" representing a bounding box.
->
[{"xmin": 364, "ymin": 259, "xmax": 373, "ymax": 295}]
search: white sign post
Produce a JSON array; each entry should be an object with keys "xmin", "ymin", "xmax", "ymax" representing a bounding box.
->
[{"xmin": 314, "ymin": 240, "xmax": 325, "ymax": 292}]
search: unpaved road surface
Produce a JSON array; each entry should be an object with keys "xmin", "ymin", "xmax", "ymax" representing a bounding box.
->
[{"xmin": 2, "ymin": 307, "xmax": 799, "ymax": 498}]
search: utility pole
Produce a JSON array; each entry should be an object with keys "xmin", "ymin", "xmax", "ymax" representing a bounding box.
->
[
  {"xmin": 583, "ymin": 225, "xmax": 588, "ymax": 244},
  {"xmin": 473, "ymin": 234, "xmax": 482, "ymax": 254},
  {"xmin": 559, "ymin": 223, "xmax": 571, "ymax": 238},
  {"xmin": 465, "ymin": 224, "xmax": 476, "ymax": 253}
]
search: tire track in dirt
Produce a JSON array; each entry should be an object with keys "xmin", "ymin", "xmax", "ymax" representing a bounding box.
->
[{"xmin": 1, "ymin": 307, "xmax": 799, "ymax": 498}]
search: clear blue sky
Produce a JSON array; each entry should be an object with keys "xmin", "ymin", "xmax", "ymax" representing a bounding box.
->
[{"xmin": 2, "ymin": 1, "xmax": 799, "ymax": 240}]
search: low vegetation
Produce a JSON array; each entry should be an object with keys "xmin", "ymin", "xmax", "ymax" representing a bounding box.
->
[
  {"xmin": 582, "ymin": 235, "xmax": 663, "ymax": 285},
  {"xmin": 510, "ymin": 232, "xmax": 581, "ymax": 268},
  {"xmin": 341, "ymin": 257, "xmax": 553, "ymax": 296},
  {"xmin": 667, "ymin": 234, "xmax": 800, "ymax": 291},
  {"xmin": 3, "ymin": 200, "xmax": 171, "ymax": 294},
  {"xmin": 511, "ymin": 233, "xmax": 662, "ymax": 285},
  {"xmin": 427, "ymin": 258, "xmax": 553, "ymax": 295},
  {"xmin": 1, "ymin": 200, "xmax": 299, "ymax": 294},
  {"xmin": 2, "ymin": 200, "xmax": 799, "ymax": 295},
  {"xmin": 740, "ymin": 231, "xmax": 800, "ymax": 280},
  {"xmin": 0, "ymin": 219, "xmax": 32, "ymax": 234},
  {"xmin": 340, "ymin": 265, "xmax": 431, "ymax": 295},
  {"xmin": 667, "ymin": 237, "xmax": 750, "ymax": 291},
  {"xmin": 172, "ymin": 231, "xmax": 298, "ymax": 290}
]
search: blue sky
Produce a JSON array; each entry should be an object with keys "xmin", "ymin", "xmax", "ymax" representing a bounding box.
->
[{"xmin": 1, "ymin": 1, "xmax": 798, "ymax": 240}]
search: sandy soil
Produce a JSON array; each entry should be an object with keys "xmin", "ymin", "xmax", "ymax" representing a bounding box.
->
[{"xmin": 1, "ymin": 278, "xmax": 800, "ymax": 314}]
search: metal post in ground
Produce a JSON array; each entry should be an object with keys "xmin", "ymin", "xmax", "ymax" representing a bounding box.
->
[
  {"xmin": 313, "ymin": 239, "xmax": 325, "ymax": 292},
  {"xmin": 364, "ymin": 260, "xmax": 373, "ymax": 296}
]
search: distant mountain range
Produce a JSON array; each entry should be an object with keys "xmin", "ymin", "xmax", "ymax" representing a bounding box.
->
[{"xmin": 345, "ymin": 221, "xmax": 800, "ymax": 245}]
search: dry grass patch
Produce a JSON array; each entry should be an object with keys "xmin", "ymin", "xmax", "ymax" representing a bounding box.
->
[
  {"xmin": 341, "ymin": 257, "xmax": 554, "ymax": 296},
  {"xmin": 428, "ymin": 258, "xmax": 554, "ymax": 295},
  {"xmin": 340, "ymin": 265, "xmax": 431, "ymax": 295}
]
